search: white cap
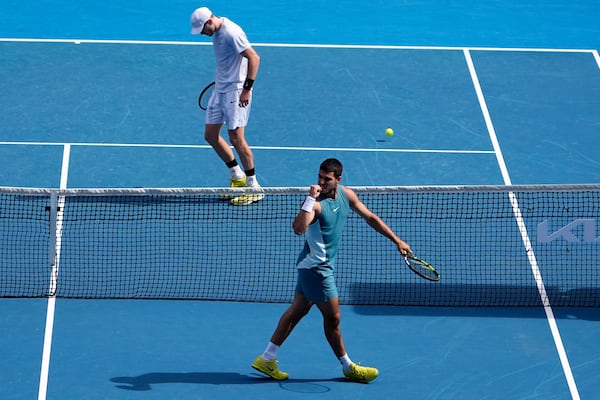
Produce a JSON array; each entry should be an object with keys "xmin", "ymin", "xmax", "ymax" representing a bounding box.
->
[{"xmin": 190, "ymin": 7, "xmax": 212, "ymax": 34}]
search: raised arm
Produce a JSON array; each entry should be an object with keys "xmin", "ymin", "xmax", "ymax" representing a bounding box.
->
[{"xmin": 292, "ymin": 185, "xmax": 321, "ymax": 235}]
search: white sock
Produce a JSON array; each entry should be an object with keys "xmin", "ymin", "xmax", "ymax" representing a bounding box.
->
[
  {"xmin": 246, "ymin": 174, "xmax": 258, "ymax": 187},
  {"xmin": 339, "ymin": 354, "xmax": 353, "ymax": 371},
  {"xmin": 230, "ymin": 166, "xmax": 244, "ymax": 180},
  {"xmin": 262, "ymin": 342, "xmax": 279, "ymax": 361}
]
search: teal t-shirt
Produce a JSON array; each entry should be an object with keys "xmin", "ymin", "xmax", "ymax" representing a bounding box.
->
[{"xmin": 296, "ymin": 187, "xmax": 350, "ymax": 271}]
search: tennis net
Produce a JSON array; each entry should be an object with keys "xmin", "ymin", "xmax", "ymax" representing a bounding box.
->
[{"xmin": 1, "ymin": 185, "xmax": 598, "ymax": 306}]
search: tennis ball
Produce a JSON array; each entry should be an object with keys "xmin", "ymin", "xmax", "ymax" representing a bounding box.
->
[{"xmin": 385, "ymin": 127, "xmax": 394, "ymax": 137}]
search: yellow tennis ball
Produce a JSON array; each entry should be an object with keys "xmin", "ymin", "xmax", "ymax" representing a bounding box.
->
[{"xmin": 385, "ymin": 127, "xmax": 394, "ymax": 136}]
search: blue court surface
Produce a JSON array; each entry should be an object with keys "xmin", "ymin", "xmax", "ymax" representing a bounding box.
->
[{"xmin": 1, "ymin": 1, "xmax": 600, "ymax": 399}]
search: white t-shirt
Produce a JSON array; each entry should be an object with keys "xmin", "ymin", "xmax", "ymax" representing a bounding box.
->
[{"xmin": 212, "ymin": 17, "xmax": 250, "ymax": 93}]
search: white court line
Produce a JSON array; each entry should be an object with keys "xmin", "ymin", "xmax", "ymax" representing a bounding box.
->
[
  {"xmin": 38, "ymin": 144, "xmax": 70, "ymax": 400},
  {"xmin": 593, "ymin": 50, "xmax": 600, "ymax": 70},
  {"xmin": 0, "ymin": 141, "xmax": 495, "ymax": 154},
  {"xmin": 0, "ymin": 37, "xmax": 598, "ymax": 54},
  {"xmin": 464, "ymin": 49, "xmax": 581, "ymax": 400}
]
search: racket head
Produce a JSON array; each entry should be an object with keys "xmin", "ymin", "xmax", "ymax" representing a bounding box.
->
[
  {"xmin": 403, "ymin": 253, "xmax": 441, "ymax": 282},
  {"xmin": 198, "ymin": 81, "xmax": 215, "ymax": 110}
]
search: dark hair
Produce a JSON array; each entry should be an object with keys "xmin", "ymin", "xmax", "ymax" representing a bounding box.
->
[{"xmin": 319, "ymin": 158, "xmax": 343, "ymax": 178}]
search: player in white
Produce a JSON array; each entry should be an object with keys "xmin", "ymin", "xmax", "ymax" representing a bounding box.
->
[{"xmin": 191, "ymin": 7, "xmax": 263, "ymax": 205}]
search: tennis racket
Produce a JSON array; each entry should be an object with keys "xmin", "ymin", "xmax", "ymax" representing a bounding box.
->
[
  {"xmin": 402, "ymin": 252, "xmax": 440, "ymax": 282},
  {"xmin": 198, "ymin": 81, "xmax": 215, "ymax": 110}
]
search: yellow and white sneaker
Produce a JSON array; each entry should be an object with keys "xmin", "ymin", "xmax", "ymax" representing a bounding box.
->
[
  {"xmin": 231, "ymin": 185, "xmax": 264, "ymax": 206},
  {"xmin": 251, "ymin": 355, "xmax": 289, "ymax": 380},
  {"xmin": 343, "ymin": 363, "xmax": 379, "ymax": 383},
  {"xmin": 220, "ymin": 177, "xmax": 247, "ymax": 200}
]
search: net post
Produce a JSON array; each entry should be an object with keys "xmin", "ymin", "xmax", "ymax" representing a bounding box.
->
[{"xmin": 48, "ymin": 191, "xmax": 59, "ymax": 296}]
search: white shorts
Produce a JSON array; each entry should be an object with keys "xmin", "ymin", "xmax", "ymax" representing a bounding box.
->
[{"xmin": 205, "ymin": 88, "xmax": 251, "ymax": 130}]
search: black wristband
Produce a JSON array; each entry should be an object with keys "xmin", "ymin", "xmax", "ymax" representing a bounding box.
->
[{"xmin": 243, "ymin": 78, "xmax": 254, "ymax": 90}]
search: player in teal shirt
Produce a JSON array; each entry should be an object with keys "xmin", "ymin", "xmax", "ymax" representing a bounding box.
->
[{"xmin": 252, "ymin": 158, "xmax": 412, "ymax": 383}]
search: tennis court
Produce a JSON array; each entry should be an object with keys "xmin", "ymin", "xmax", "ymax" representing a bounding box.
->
[{"xmin": 1, "ymin": 1, "xmax": 600, "ymax": 399}]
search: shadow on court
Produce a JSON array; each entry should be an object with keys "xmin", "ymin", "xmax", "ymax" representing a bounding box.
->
[
  {"xmin": 111, "ymin": 372, "xmax": 265, "ymax": 390},
  {"xmin": 348, "ymin": 283, "xmax": 600, "ymax": 310},
  {"xmin": 110, "ymin": 372, "xmax": 345, "ymax": 391},
  {"xmin": 351, "ymin": 304, "xmax": 600, "ymax": 321}
]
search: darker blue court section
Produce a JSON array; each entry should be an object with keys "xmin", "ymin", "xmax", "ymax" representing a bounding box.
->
[
  {"xmin": 0, "ymin": 145, "xmax": 63, "ymax": 187},
  {"xmin": 253, "ymin": 48, "xmax": 492, "ymax": 151},
  {"xmin": 472, "ymin": 50, "xmax": 600, "ymax": 184},
  {"xmin": 0, "ymin": 299, "xmax": 47, "ymax": 400},
  {"xmin": 0, "ymin": 41, "xmax": 206, "ymax": 145}
]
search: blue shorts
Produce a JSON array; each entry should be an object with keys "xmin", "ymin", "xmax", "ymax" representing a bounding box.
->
[
  {"xmin": 205, "ymin": 89, "xmax": 251, "ymax": 130},
  {"xmin": 295, "ymin": 267, "xmax": 338, "ymax": 303}
]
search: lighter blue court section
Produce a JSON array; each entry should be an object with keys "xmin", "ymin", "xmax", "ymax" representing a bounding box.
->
[{"xmin": 1, "ymin": 1, "xmax": 600, "ymax": 49}]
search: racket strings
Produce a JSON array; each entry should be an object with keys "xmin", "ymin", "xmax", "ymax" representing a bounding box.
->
[{"xmin": 405, "ymin": 257, "xmax": 440, "ymax": 281}]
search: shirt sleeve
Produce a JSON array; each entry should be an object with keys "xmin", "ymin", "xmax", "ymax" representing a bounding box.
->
[{"xmin": 230, "ymin": 29, "xmax": 250, "ymax": 54}]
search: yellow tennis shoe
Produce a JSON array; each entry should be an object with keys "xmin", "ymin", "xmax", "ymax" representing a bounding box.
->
[
  {"xmin": 251, "ymin": 355, "xmax": 289, "ymax": 380},
  {"xmin": 220, "ymin": 177, "xmax": 247, "ymax": 200},
  {"xmin": 231, "ymin": 185, "xmax": 264, "ymax": 206},
  {"xmin": 343, "ymin": 363, "xmax": 379, "ymax": 383}
]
